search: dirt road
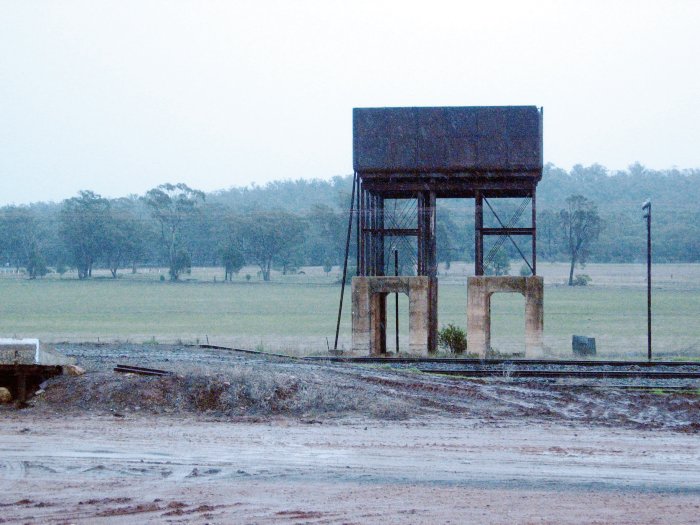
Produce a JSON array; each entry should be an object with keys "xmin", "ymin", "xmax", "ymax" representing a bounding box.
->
[{"xmin": 2, "ymin": 414, "xmax": 699, "ymax": 524}]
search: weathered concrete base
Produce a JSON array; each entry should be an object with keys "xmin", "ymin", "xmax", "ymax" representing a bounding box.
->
[
  {"xmin": 0, "ymin": 339, "xmax": 75, "ymax": 405},
  {"xmin": 352, "ymin": 276, "xmax": 437, "ymax": 355},
  {"xmin": 467, "ymin": 276, "xmax": 544, "ymax": 358}
]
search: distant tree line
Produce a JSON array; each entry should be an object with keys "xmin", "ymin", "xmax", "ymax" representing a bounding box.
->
[
  {"xmin": 0, "ymin": 164, "xmax": 698, "ymax": 281},
  {"xmin": 0, "ymin": 181, "xmax": 346, "ymax": 282}
]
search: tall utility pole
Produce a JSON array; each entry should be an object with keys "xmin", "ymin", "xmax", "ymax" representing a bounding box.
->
[
  {"xmin": 642, "ymin": 200, "xmax": 652, "ymax": 361},
  {"xmin": 394, "ymin": 249, "xmax": 399, "ymax": 353},
  {"xmin": 334, "ymin": 173, "xmax": 357, "ymax": 352}
]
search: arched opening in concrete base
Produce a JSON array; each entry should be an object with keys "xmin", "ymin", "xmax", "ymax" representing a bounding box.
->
[
  {"xmin": 351, "ymin": 276, "xmax": 437, "ymax": 355},
  {"xmin": 467, "ymin": 276, "xmax": 544, "ymax": 358},
  {"xmin": 488, "ymin": 292, "xmax": 526, "ymax": 357},
  {"xmin": 384, "ymin": 292, "xmax": 409, "ymax": 354}
]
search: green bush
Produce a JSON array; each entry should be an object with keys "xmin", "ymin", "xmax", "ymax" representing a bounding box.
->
[
  {"xmin": 572, "ymin": 274, "xmax": 592, "ymax": 286},
  {"xmin": 438, "ymin": 323, "xmax": 468, "ymax": 354}
]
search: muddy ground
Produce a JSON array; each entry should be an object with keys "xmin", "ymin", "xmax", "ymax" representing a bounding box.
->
[{"xmin": 1, "ymin": 344, "xmax": 700, "ymax": 524}]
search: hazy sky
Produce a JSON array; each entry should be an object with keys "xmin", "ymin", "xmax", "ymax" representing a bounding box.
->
[{"xmin": 1, "ymin": 1, "xmax": 698, "ymax": 205}]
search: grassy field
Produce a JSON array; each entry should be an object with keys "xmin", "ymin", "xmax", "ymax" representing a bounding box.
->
[{"xmin": 1, "ymin": 263, "xmax": 699, "ymax": 358}]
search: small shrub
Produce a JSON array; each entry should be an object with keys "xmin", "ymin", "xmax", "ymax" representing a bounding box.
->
[
  {"xmin": 572, "ymin": 274, "xmax": 591, "ymax": 286},
  {"xmin": 438, "ymin": 323, "xmax": 468, "ymax": 354},
  {"xmin": 245, "ymin": 274, "xmax": 251, "ymax": 281},
  {"xmin": 519, "ymin": 264, "xmax": 532, "ymax": 277}
]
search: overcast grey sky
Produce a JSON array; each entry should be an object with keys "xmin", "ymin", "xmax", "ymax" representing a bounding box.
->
[{"xmin": 1, "ymin": 1, "xmax": 698, "ymax": 205}]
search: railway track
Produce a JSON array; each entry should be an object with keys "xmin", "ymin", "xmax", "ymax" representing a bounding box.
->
[
  {"xmin": 304, "ymin": 355, "xmax": 700, "ymax": 367},
  {"xmin": 197, "ymin": 344, "xmax": 700, "ymax": 386},
  {"xmin": 420, "ymin": 368, "xmax": 700, "ymax": 380},
  {"xmin": 304, "ymin": 353, "xmax": 700, "ymax": 387}
]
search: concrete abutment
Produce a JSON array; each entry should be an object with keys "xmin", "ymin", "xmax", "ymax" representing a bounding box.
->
[
  {"xmin": 351, "ymin": 276, "xmax": 436, "ymax": 355},
  {"xmin": 467, "ymin": 276, "xmax": 544, "ymax": 358}
]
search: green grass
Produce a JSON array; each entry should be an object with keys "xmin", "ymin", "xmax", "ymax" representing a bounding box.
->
[
  {"xmin": 645, "ymin": 388, "xmax": 700, "ymax": 396},
  {"xmin": 1, "ymin": 264, "xmax": 700, "ymax": 358},
  {"xmin": 482, "ymin": 286, "xmax": 700, "ymax": 358},
  {"xmin": 0, "ymin": 278, "xmax": 341, "ymax": 339}
]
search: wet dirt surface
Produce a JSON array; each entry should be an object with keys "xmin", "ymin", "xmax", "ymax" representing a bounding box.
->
[
  {"xmin": 32, "ymin": 343, "xmax": 700, "ymax": 431},
  {"xmin": 1, "ymin": 344, "xmax": 700, "ymax": 523},
  {"xmin": 2, "ymin": 416, "xmax": 700, "ymax": 524}
]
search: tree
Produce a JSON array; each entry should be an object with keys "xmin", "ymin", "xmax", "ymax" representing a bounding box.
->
[
  {"xmin": 217, "ymin": 212, "xmax": 245, "ymax": 281},
  {"xmin": 26, "ymin": 249, "xmax": 48, "ymax": 279},
  {"xmin": 239, "ymin": 211, "xmax": 306, "ymax": 281},
  {"xmin": 144, "ymin": 183, "xmax": 205, "ymax": 281},
  {"xmin": 537, "ymin": 209, "xmax": 562, "ymax": 261},
  {"xmin": 484, "ymin": 249, "xmax": 511, "ymax": 276},
  {"xmin": 172, "ymin": 250, "xmax": 192, "ymax": 278},
  {"xmin": 102, "ymin": 202, "xmax": 144, "ymax": 278},
  {"xmin": 436, "ymin": 212, "xmax": 459, "ymax": 269},
  {"xmin": 60, "ymin": 191, "xmax": 111, "ymax": 279},
  {"xmin": 304, "ymin": 204, "xmax": 344, "ymax": 266},
  {"xmin": 220, "ymin": 244, "xmax": 244, "ymax": 281},
  {"xmin": 559, "ymin": 194, "xmax": 603, "ymax": 286},
  {"xmin": 0, "ymin": 206, "xmax": 43, "ymax": 275},
  {"xmin": 185, "ymin": 203, "xmax": 228, "ymax": 268},
  {"xmin": 323, "ymin": 259, "xmax": 333, "ymax": 274}
]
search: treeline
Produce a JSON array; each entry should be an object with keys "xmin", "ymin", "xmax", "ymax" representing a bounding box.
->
[
  {"xmin": 538, "ymin": 163, "xmax": 700, "ymax": 263},
  {"xmin": 0, "ymin": 183, "xmax": 346, "ymax": 281},
  {"xmin": 0, "ymin": 164, "xmax": 698, "ymax": 280}
]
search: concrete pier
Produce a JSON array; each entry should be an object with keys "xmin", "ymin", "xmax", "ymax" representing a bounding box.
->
[
  {"xmin": 351, "ymin": 276, "xmax": 436, "ymax": 355},
  {"xmin": 467, "ymin": 276, "xmax": 544, "ymax": 357}
]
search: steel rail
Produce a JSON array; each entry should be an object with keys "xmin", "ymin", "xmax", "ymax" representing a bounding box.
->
[
  {"xmin": 550, "ymin": 384, "xmax": 700, "ymax": 391},
  {"xmin": 302, "ymin": 355, "xmax": 700, "ymax": 367},
  {"xmin": 420, "ymin": 369, "xmax": 700, "ymax": 379},
  {"xmin": 198, "ymin": 344, "xmax": 298, "ymax": 359},
  {"xmin": 196, "ymin": 344, "xmax": 700, "ymax": 369},
  {"xmin": 114, "ymin": 364, "xmax": 173, "ymax": 376}
]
